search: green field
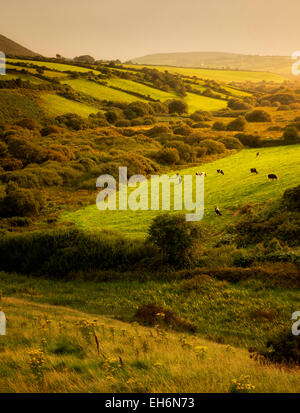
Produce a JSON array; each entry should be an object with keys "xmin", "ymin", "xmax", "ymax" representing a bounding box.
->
[
  {"xmin": 7, "ymin": 58, "xmax": 100, "ymax": 74},
  {"xmin": 61, "ymin": 145, "xmax": 300, "ymax": 238},
  {"xmin": 185, "ymin": 92, "xmax": 227, "ymax": 112},
  {"xmin": 125, "ymin": 64, "xmax": 287, "ymax": 83},
  {"xmin": 106, "ymin": 78, "xmax": 176, "ymax": 101},
  {"xmin": 64, "ymin": 79, "xmax": 148, "ymax": 103},
  {"xmin": 39, "ymin": 93, "xmax": 99, "ymax": 117}
]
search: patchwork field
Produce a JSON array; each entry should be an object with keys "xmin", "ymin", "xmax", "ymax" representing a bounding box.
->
[
  {"xmin": 39, "ymin": 93, "xmax": 99, "ymax": 117},
  {"xmin": 61, "ymin": 145, "xmax": 300, "ymax": 238},
  {"xmin": 125, "ymin": 64, "xmax": 288, "ymax": 83}
]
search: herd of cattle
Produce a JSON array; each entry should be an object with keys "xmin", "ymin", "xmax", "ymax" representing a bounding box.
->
[{"xmin": 195, "ymin": 153, "xmax": 279, "ymax": 216}]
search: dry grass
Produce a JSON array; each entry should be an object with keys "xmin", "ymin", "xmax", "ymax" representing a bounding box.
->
[{"xmin": 0, "ymin": 297, "xmax": 299, "ymax": 393}]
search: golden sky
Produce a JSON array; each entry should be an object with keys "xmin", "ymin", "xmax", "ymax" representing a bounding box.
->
[{"xmin": 1, "ymin": 0, "xmax": 300, "ymax": 60}]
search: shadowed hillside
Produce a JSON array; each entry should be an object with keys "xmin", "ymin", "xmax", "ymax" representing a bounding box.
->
[{"xmin": 0, "ymin": 34, "xmax": 40, "ymax": 57}]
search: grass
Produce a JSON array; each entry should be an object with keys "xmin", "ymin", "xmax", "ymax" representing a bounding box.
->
[
  {"xmin": 63, "ymin": 79, "xmax": 148, "ymax": 103},
  {"xmin": 0, "ymin": 90, "xmax": 44, "ymax": 124},
  {"xmin": 125, "ymin": 65, "xmax": 287, "ymax": 83},
  {"xmin": 185, "ymin": 92, "xmax": 227, "ymax": 113},
  {"xmin": 39, "ymin": 93, "xmax": 100, "ymax": 117},
  {"xmin": 7, "ymin": 59, "xmax": 100, "ymax": 74},
  {"xmin": 106, "ymin": 78, "xmax": 177, "ymax": 101},
  {"xmin": 0, "ymin": 281, "xmax": 299, "ymax": 393},
  {"xmin": 61, "ymin": 145, "xmax": 300, "ymax": 238}
]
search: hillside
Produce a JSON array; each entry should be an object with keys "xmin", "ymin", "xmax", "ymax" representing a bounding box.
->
[
  {"xmin": 131, "ymin": 51, "xmax": 292, "ymax": 76},
  {"xmin": 0, "ymin": 280, "xmax": 299, "ymax": 393},
  {"xmin": 0, "ymin": 34, "xmax": 40, "ymax": 57}
]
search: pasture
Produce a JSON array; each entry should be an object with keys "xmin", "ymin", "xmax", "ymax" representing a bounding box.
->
[
  {"xmin": 39, "ymin": 93, "xmax": 100, "ymax": 117},
  {"xmin": 61, "ymin": 145, "xmax": 300, "ymax": 238},
  {"xmin": 125, "ymin": 64, "xmax": 287, "ymax": 83},
  {"xmin": 0, "ymin": 275, "xmax": 299, "ymax": 393}
]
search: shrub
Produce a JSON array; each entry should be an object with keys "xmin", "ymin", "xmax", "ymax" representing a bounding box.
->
[
  {"xmin": 168, "ymin": 100, "xmax": 188, "ymax": 115},
  {"xmin": 199, "ymin": 139, "xmax": 226, "ymax": 154},
  {"xmin": 212, "ymin": 121, "xmax": 226, "ymax": 131},
  {"xmin": 40, "ymin": 125, "xmax": 61, "ymax": 136},
  {"xmin": 56, "ymin": 113, "xmax": 87, "ymax": 130},
  {"xmin": 249, "ymin": 329, "xmax": 300, "ymax": 366},
  {"xmin": 0, "ymin": 228, "xmax": 155, "ymax": 276},
  {"xmin": 156, "ymin": 148, "xmax": 180, "ymax": 165},
  {"xmin": 226, "ymin": 116, "xmax": 247, "ymax": 131},
  {"xmin": 148, "ymin": 213, "xmax": 202, "ymax": 267},
  {"xmin": 0, "ymin": 187, "xmax": 43, "ymax": 217},
  {"xmin": 283, "ymin": 126, "xmax": 300, "ymax": 144},
  {"xmin": 245, "ymin": 110, "xmax": 272, "ymax": 122},
  {"xmin": 228, "ymin": 99, "xmax": 252, "ymax": 110},
  {"xmin": 190, "ymin": 111, "xmax": 212, "ymax": 122},
  {"xmin": 234, "ymin": 133, "xmax": 261, "ymax": 147},
  {"xmin": 219, "ymin": 136, "xmax": 243, "ymax": 149},
  {"xmin": 283, "ymin": 185, "xmax": 300, "ymax": 211},
  {"xmin": 17, "ymin": 118, "xmax": 38, "ymax": 130},
  {"xmin": 134, "ymin": 304, "xmax": 196, "ymax": 332}
]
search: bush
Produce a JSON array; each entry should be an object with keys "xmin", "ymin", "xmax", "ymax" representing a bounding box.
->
[
  {"xmin": 156, "ymin": 148, "xmax": 180, "ymax": 165},
  {"xmin": 226, "ymin": 116, "xmax": 247, "ymax": 131},
  {"xmin": 283, "ymin": 126, "xmax": 300, "ymax": 144},
  {"xmin": 249, "ymin": 329, "xmax": 300, "ymax": 366},
  {"xmin": 219, "ymin": 136, "xmax": 243, "ymax": 149},
  {"xmin": 17, "ymin": 118, "xmax": 38, "ymax": 130},
  {"xmin": 245, "ymin": 110, "xmax": 272, "ymax": 122},
  {"xmin": 228, "ymin": 99, "xmax": 252, "ymax": 110},
  {"xmin": 40, "ymin": 125, "xmax": 61, "ymax": 136},
  {"xmin": 134, "ymin": 304, "xmax": 196, "ymax": 332},
  {"xmin": 283, "ymin": 185, "xmax": 300, "ymax": 211},
  {"xmin": 148, "ymin": 213, "xmax": 201, "ymax": 267},
  {"xmin": 0, "ymin": 228, "xmax": 155, "ymax": 276},
  {"xmin": 168, "ymin": 100, "xmax": 188, "ymax": 115},
  {"xmin": 235, "ymin": 133, "xmax": 261, "ymax": 147},
  {"xmin": 0, "ymin": 187, "xmax": 43, "ymax": 217},
  {"xmin": 199, "ymin": 139, "xmax": 226, "ymax": 154},
  {"xmin": 212, "ymin": 121, "xmax": 226, "ymax": 131}
]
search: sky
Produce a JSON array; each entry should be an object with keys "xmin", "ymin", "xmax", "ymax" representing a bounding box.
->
[{"xmin": 1, "ymin": 0, "xmax": 300, "ymax": 61}]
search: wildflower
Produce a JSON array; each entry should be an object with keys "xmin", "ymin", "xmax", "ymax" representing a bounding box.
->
[{"xmin": 230, "ymin": 375, "xmax": 255, "ymax": 393}]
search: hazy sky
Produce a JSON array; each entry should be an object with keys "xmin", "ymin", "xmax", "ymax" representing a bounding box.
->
[{"xmin": 1, "ymin": 0, "xmax": 300, "ymax": 60}]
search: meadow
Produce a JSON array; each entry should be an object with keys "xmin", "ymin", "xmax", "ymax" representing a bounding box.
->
[
  {"xmin": 0, "ymin": 276, "xmax": 299, "ymax": 393},
  {"xmin": 125, "ymin": 64, "xmax": 287, "ymax": 83},
  {"xmin": 39, "ymin": 93, "xmax": 100, "ymax": 117},
  {"xmin": 61, "ymin": 146, "xmax": 300, "ymax": 238}
]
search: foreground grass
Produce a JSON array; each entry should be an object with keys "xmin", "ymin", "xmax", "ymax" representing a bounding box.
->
[
  {"xmin": 61, "ymin": 146, "xmax": 300, "ymax": 237},
  {"xmin": 0, "ymin": 272, "xmax": 298, "ymax": 349},
  {"xmin": 0, "ymin": 296, "xmax": 299, "ymax": 393}
]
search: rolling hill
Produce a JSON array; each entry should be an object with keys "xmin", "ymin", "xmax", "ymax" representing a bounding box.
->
[
  {"xmin": 131, "ymin": 51, "xmax": 292, "ymax": 77},
  {"xmin": 0, "ymin": 34, "xmax": 40, "ymax": 57}
]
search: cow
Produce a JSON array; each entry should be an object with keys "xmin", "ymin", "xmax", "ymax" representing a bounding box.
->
[
  {"xmin": 196, "ymin": 172, "xmax": 207, "ymax": 177},
  {"xmin": 256, "ymin": 152, "xmax": 260, "ymax": 157},
  {"xmin": 250, "ymin": 168, "xmax": 258, "ymax": 174},
  {"xmin": 215, "ymin": 206, "xmax": 222, "ymax": 216},
  {"xmin": 268, "ymin": 174, "xmax": 278, "ymax": 181},
  {"xmin": 217, "ymin": 169, "xmax": 224, "ymax": 175}
]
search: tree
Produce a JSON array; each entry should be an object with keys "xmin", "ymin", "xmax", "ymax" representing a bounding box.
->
[
  {"xmin": 148, "ymin": 213, "xmax": 201, "ymax": 266},
  {"xmin": 168, "ymin": 100, "xmax": 188, "ymax": 115}
]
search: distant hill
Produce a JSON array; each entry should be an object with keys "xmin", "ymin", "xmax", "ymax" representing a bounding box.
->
[
  {"xmin": 131, "ymin": 51, "xmax": 292, "ymax": 76},
  {"xmin": 0, "ymin": 34, "xmax": 40, "ymax": 57}
]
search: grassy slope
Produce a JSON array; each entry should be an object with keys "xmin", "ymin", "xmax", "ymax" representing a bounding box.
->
[
  {"xmin": 185, "ymin": 92, "xmax": 227, "ymax": 112},
  {"xmin": 125, "ymin": 65, "xmax": 287, "ymax": 83},
  {"xmin": 106, "ymin": 78, "xmax": 176, "ymax": 101},
  {"xmin": 39, "ymin": 93, "xmax": 99, "ymax": 117},
  {"xmin": 0, "ymin": 287, "xmax": 299, "ymax": 393},
  {"xmin": 64, "ymin": 79, "xmax": 148, "ymax": 103},
  {"xmin": 7, "ymin": 58, "xmax": 100, "ymax": 74},
  {"xmin": 61, "ymin": 145, "xmax": 300, "ymax": 238},
  {"xmin": 0, "ymin": 90, "xmax": 44, "ymax": 123}
]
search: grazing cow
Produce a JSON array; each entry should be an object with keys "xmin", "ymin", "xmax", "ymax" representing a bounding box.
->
[
  {"xmin": 256, "ymin": 152, "xmax": 260, "ymax": 157},
  {"xmin": 215, "ymin": 206, "xmax": 222, "ymax": 216},
  {"xmin": 250, "ymin": 168, "xmax": 258, "ymax": 174},
  {"xmin": 196, "ymin": 172, "xmax": 207, "ymax": 177},
  {"xmin": 268, "ymin": 174, "xmax": 278, "ymax": 181},
  {"xmin": 217, "ymin": 169, "xmax": 224, "ymax": 175}
]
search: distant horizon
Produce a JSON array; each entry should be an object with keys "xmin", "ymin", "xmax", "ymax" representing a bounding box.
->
[{"xmin": 1, "ymin": 0, "xmax": 299, "ymax": 61}]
